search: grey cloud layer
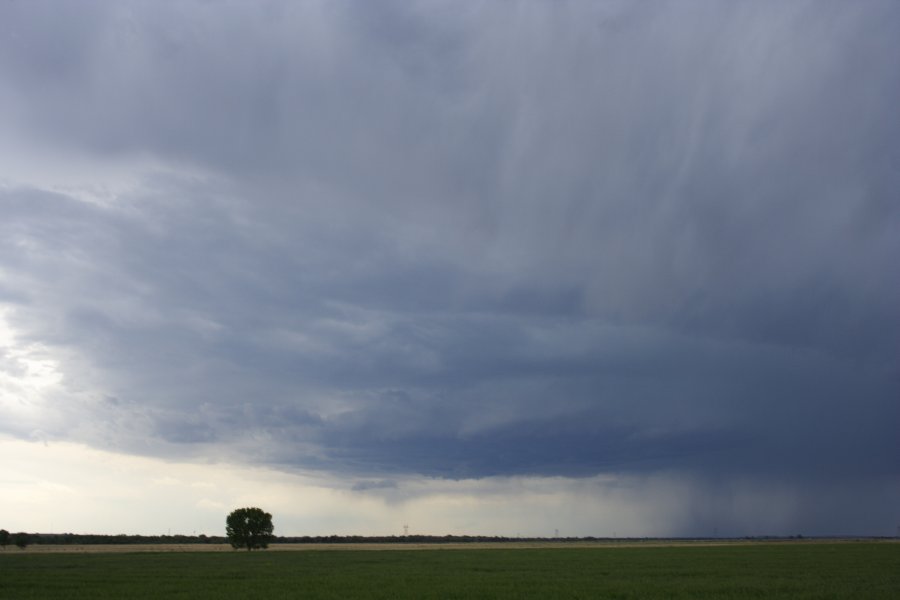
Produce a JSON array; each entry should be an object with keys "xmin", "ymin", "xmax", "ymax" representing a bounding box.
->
[{"xmin": 1, "ymin": 1, "xmax": 898, "ymax": 532}]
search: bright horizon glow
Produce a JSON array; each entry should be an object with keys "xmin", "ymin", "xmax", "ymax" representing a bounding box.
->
[{"xmin": 3, "ymin": 437, "xmax": 877, "ymax": 538}]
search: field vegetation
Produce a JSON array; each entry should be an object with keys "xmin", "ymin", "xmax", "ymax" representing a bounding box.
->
[{"xmin": 1, "ymin": 541, "xmax": 897, "ymax": 598}]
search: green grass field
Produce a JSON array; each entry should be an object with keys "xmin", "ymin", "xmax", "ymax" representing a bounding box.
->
[{"xmin": 2, "ymin": 542, "xmax": 897, "ymax": 599}]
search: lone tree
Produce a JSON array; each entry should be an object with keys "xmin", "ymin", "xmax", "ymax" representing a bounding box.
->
[{"xmin": 226, "ymin": 507, "xmax": 274, "ymax": 551}]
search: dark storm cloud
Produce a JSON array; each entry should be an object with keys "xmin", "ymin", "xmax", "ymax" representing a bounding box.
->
[{"xmin": 1, "ymin": 0, "xmax": 898, "ymax": 533}]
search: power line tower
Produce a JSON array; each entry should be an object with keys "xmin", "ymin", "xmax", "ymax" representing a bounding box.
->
[{"xmin": 403, "ymin": 524, "xmax": 409, "ymax": 536}]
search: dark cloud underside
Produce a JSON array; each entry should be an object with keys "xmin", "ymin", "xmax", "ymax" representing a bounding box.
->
[{"xmin": 1, "ymin": 1, "xmax": 898, "ymax": 534}]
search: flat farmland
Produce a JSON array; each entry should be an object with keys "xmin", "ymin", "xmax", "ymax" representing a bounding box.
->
[{"xmin": 2, "ymin": 541, "xmax": 897, "ymax": 598}]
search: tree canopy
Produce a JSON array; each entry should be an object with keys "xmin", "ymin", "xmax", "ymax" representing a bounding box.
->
[
  {"xmin": 13, "ymin": 532, "xmax": 30, "ymax": 550},
  {"xmin": 226, "ymin": 507, "xmax": 274, "ymax": 551}
]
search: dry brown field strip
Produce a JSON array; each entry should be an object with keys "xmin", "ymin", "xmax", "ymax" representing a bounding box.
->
[{"xmin": 18, "ymin": 538, "xmax": 894, "ymax": 554}]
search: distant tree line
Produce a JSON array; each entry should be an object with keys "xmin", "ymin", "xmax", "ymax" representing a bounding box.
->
[
  {"xmin": 277, "ymin": 535, "xmax": 557, "ymax": 544},
  {"xmin": 5, "ymin": 531, "xmax": 889, "ymax": 547},
  {"xmin": 18, "ymin": 533, "xmax": 578, "ymax": 545},
  {"xmin": 0, "ymin": 529, "xmax": 31, "ymax": 549},
  {"xmin": 9, "ymin": 532, "xmax": 617, "ymax": 546}
]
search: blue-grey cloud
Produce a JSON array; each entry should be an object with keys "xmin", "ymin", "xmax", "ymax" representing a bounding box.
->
[{"xmin": 1, "ymin": 0, "xmax": 898, "ymax": 535}]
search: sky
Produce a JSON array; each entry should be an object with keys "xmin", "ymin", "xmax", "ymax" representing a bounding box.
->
[{"xmin": 1, "ymin": 0, "xmax": 898, "ymax": 538}]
